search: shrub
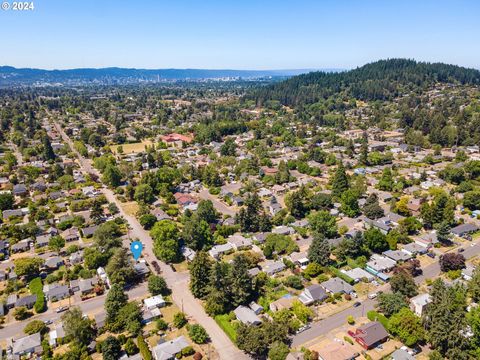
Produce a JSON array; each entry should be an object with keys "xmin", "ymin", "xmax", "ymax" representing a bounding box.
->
[
  {"xmin": 173, "ymin": 312, "xmax": 187, "ymax": 328},
  {"xmin": 344, "ymin": 336, "xmax": 354, "ymax": 345},
  {"xmin": 188, "ymin": 324, "xmax": 209, "ymax": 344},
  {"xmin": 124, "ymin": 338, "xmax": 138, "ymax": 355},
  {"xmin": 156, "ymin": 319, "xmax": 168, "ymax": 331},
  {"xmin": 182, "ymin": 346, "xmax": 195, "ymax": 356},
  {"xmin": 347, "ymin": 316, "xmax": 355, "ymax": 325}
]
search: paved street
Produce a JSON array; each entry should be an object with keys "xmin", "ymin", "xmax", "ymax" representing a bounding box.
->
[
  {"xmin": 54, "ymin": 121, "xmax": 251, "ymax": 360},
  {"xmin": 0, "ymin": 283, "xmax": 147, "ymax": 340},
  {"xmin": 292, "ymin": 239, "xmax": 480, "ymax": 347}
]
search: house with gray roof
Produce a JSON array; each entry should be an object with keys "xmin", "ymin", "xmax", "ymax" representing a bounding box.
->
[
  {"xmin": 320, "ymin": 277, "xmax": 354, "ymax": 294},
  {"xmin": 8, "ymin": 332, "xmax": 42, "ymax": 358},
  {"xmin": 383, "ymin": 249, "xmax": 412, "ymax": 262},
  {"xmin": 234, "ymin": 305, "xmax": 262, "ymax": 325},
  {"xmin": 45, "ymin": 285, "xmax": 70, "ymax": 301},
  {"xmin": 299, "ymin": 284, "xmax": 328, "ymax": 305},
  {"xmin": 262, "ymin": 261, "xmax": 286, "ymax": 276},
  {"xmin": 451, "ymin": 223, "xmax": 479, "ymax": 238},
  {"xmin": 15, "ymin": 295, "xmax": 37, "ymax": 309},
  {"xmin": 152, "ymin": 336, "xmax": 190, "ymax": 360}
]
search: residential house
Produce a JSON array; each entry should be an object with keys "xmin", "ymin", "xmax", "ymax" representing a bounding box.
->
[
  {"xmin": 79, "ymin": 278, "xmax": 98, "ymax": 295},
  {"xmin": 8, "ymin": 333, "xmax": 42, "ymax": 358},
  {"xmin": 227, "ymin": 234, "xmax": 252, "ymax": 251},
  {"xmin": 341, "ymin": 268, "xmax": 375, "ymax": 283},
  {"xmin": 269, "ymin": 295, "xmax": 297, "ymax": 312},
  {"xmin": 410, "ymin": 293, "xmax": 431, "ymax": 317},
  {"xmin": 383, "ymin": 250, "xmax": 412, "ymax": 262},
  {"xmin": 314, "ymin": 340, "xmax": 358, "ymax": 360},
  {"xmin": 81, "ymin": 225, "xmax": 99, "ymax": 238},
  {"xmin": 288, "ymin": 252, "xmax": 309, "ymax": 269},
  {"xmin": 451, "ymin": 223, "xmax": 479, "ymax": 238},
  {"xmin": 45, "ymin": 284, "xmax": 70, "ymax": 301},
  {"xmin": 208, "ymin": 243, "xmax": 234, "ymax": 259},
  {"xmin": 13, "ymin": 184, "xmax": 28, "ymax": 196},
  {"xmin": 402, "ymin": 243, "xmax": 428, "ymax": 255},
  {"xmin": 299, "ymin": 284, "xmax": 328, "ymax": 305},
  {"xmin": 234, "ymin": 305, "xmax": 262, "ymax": 325},
  {"xmin": 61, "ymin": 227, "xmax": 80, "ymax": 242},
  {"xmin": 366, "ymin": 254, "xmax": 397, "ymax": 275},
  {"xmin": 152, "ymin": 336, "xmax": 190, "ymax": 360},
  {"xmin": 390, "ymin": 348, "xmax": 416, "ymax": 360},
  {"xmin": 15, "ymin": 295, "xmax": 37, "ymax": 309},
  {"xmin": 48, "ymin": 323, "xmax": 66, "ymax": 347},
  {"xmin": 144, "ymin": 295, "xmax": 166, "ymax": 310},
  {"xmin": 45, "ymin": 256, "xmax": 64, "ymax": 270},
  {"xmin": 320, "ymin": 277, "xmax": 354, "ymax": 295},
  {"xmin": 262, "ymin": 261, "xmax": 286, "ymax": 276},
  {"xmin": 348, "ymin": 321, "xmax": 389, "ymax": 350}
]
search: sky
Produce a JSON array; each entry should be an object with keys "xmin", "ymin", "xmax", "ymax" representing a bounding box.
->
[{"xmin": 0, "ymin": 0, "xmax": 479, "ymax": 70}]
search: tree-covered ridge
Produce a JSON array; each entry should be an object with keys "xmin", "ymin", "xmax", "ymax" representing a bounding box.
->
[{"xmin": 253, "ymin": 59, "xmax": 480, "ymax": 105}]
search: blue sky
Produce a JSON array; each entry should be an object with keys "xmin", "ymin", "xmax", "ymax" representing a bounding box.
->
[{"xmin": 1, "ymin": 0, "xmax": 479, "ymax": 70}]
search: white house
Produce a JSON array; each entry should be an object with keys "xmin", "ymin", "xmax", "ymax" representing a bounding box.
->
[
  {"xmin": 144, "ymin": 295, "xmax": 166, "ymax": 310},
  {"xmin": 410, "ymin": 293, "xmax": 431, "ymax": 316}
]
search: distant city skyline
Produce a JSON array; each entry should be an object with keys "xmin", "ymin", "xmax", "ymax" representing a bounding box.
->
[{"xmin": 1, "ymin": 0, "xmax": 479, "ymax": 70}]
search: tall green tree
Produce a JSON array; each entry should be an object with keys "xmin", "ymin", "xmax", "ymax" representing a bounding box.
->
[
  {"xmin": 307, "ymin": 232, "xmax": 330, "ymax": 266},
  {"xmin": 378, "ymin": 167, "xmax": 394, "ymax": 191},
  {"xmin": 62, "ymin": 307, "xmax": 94, "ymax": 345},
  {"xmin": 189, "ymin": 251, "xmax": 213, "ymax": 299},
  {"xmin": 43, "ymin": 134, "xmax": 56, "ymax": 161},
  {"xmin": 105, "ymin": 284, "xmax": 128, "ymax": 325},
  {"xmin": 330, "ymin": 162, "xmax": 349, "ymax": 198},
  {"xmin": 151, "ymin": 220, "xmax": 181, "ymax": 263},
  {"xmin": 363, "ymin": 193, "xmax": 384, "ymax": 219},
  {"xmin": 423, "ymin": 280, "xmax": 470, "ymax": 358}
]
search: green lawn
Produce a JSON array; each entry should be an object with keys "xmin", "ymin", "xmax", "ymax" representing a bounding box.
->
[{"xmin": 215, "ymin": 314, "xmax": 237, "ymax": 343}]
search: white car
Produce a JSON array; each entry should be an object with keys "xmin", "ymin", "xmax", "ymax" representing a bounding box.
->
[{"xmin": 368, "ymin": 292, "xmax": 378, "ymax": 299}]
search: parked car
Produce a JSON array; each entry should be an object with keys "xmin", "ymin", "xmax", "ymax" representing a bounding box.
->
[
  {"xmin": 295, "ymin": 324, "xmax": 311, "ymax": 334},
  {"xmin": 353, "ymin": 302, "xmax": 361, "ymax": 307},
  {"xmin": 368, "ymin": 293, "xmax": 378, "ymax": 299},
  {"xmin": 427, "ymin": 252, "xmax": 435, "ymax": 258},
  {"xmin": 458, "ymin": 248, "xmax": 465, "ymax": 253},
  {"xmin": 44, "ymin": 320, "xmax": 53, "ymax": 325},
  {"xmin": 56, "ymin": 306, "xmax": 68, "ymax": 313}
]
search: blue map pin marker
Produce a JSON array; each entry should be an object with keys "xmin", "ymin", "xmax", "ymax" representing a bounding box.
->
[{"xmin": 130, "ymin": 241, "xmax": 143, "ymax": 260}]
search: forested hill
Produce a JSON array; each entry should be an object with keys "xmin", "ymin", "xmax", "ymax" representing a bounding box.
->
[{"xmin": 252, "ymin": 59, "xmax": 480, "ymax": 106}]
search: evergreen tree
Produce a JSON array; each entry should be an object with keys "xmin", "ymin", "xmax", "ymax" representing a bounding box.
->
[
  {"xmin": 105, "ymin": 284, "xmax": 128, "ymax": 325},
  {"xmin": 43, "ymin": 134, "xmax": 56, "ymax": 161},
  {"xmin": 423, "ymin": 280, "xmax": 470, "ymax": 357},
  {"xmin": 359, "ymin": 132, "xmax": 369, "ymax": 166},
  {"xmin": 363, "ymin": 193, "xmax": 384, "ymax": 219},
  {"xmin": 189, "ymin": 252, "xmax": 213, "ymax": 299},
  {"xmin": 307, "ymin": 232, "xmax": 331, "ymax": 266},
  {"xmin": 229, "ymin": 254, "xmax": 253, "ymax": 306},
  {"xmin": 436, "ymin": 221, "xmax": 451, "ymax": 244},
  {"xmin": 330, "ymin": 162, "xmax": 349, "ymax": 198}
]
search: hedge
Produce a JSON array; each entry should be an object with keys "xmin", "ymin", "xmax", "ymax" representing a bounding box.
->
[
  {"xmin": 29, "ymin": 277, "xmax": 46, "ymax": 313},
  {"xmin": 137, "ymin": 335, "xmax": 152, "ymax": 360},
  {"xmin": 328, "ymin": 266, "xmax": 355, "ymax": 285}
]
